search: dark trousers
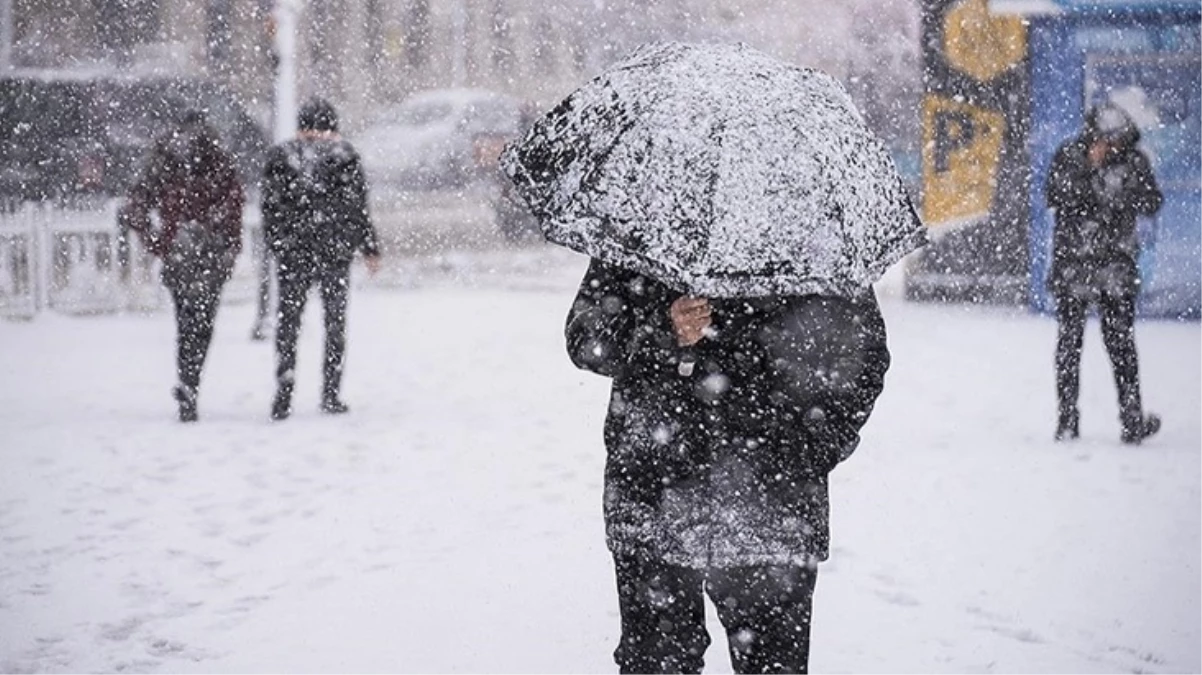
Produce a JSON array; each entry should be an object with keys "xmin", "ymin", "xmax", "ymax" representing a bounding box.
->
[
  {"xmin": 1054, "ymin": 292, "xmax": 1143, "ymax": 427},
  {"xmin": 251, "ymin": 226, "xmax": 273, "ymax": 335},
  {"xmin": 613, "ymin": 555, "xmax": 817, "ymax": 674},
  {"xmin": 274, "ymin": 261, "xmax": 350, "ymax": 401},
  {"xmin": 169, "ymin": 282, "xmax": 222, "ymax": 393}
]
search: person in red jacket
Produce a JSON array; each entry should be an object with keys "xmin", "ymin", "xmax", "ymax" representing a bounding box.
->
[{"xmin": 119, "ymin": 110, "xmax": 244, "ymax": 422}]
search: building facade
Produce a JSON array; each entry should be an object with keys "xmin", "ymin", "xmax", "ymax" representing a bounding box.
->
[
  {"xmin": 4, "ymin": 0, "xmax": 921, "ymax": 137},
  {"xmin": 4, "ymin": 0, "xmax": 682, "ymax": 129}
]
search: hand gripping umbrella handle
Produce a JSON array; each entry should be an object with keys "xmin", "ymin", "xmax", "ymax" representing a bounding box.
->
[{"xmin": 677, "ymin": 346, "xmax": 696, "ymax": 377}]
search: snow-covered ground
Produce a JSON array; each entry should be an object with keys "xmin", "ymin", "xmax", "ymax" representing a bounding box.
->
[{"xmin": 1, "ymin": 248, "xmax": 1198, "ymax": 674}]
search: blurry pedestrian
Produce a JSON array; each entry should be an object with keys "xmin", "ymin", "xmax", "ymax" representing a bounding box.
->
[
  {"xmin": 1045, "ymin": 103, "xmax": 1163, "ymax": 444},
  {"xmin": 261, "ymin": 97, "xmax": 381, "ymax": 420},
  {"xmin": 119, "ymin": 110, "xmax": 244, "ymax": 422}
]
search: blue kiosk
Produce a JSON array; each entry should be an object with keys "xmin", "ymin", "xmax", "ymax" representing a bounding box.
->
[{"xmin": 993, "ymin": 0, "xmax": 1201, "ymax": 318}]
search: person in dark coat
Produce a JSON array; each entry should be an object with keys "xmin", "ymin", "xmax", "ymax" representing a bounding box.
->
[
  {"xmin": 566, "ymin": 259, "xmax": 890, "ymax": 674},
  {"xmin": 261, "ymin": 97, "xmax": 381, "ymax": 420},
  {"xmin": 1044, "ymin": 103, "xmax": 1163, "ymax": 444},
  {"xmin": 119, "ymin": 110, "xmax": 244, "ymax": 422}
]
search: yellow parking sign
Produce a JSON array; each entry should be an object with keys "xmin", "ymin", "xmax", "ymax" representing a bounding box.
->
[
  {"xmin": 944, "ymin": 0, "xmax": 1027, "ymax": 82},
  {"xmin": 921, "ymin": 94, "xmax": 1006, "ymax": 226}
]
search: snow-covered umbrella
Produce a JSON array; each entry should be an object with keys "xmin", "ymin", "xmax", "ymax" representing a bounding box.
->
[{"xmin": 501, "ymin": 41, "xmax": 927, "ymax": 299}]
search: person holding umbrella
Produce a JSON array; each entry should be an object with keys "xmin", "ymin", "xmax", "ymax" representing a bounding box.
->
[{"xmin": 503, "ymin": 43, "xmax": 925, "ymax": 673}]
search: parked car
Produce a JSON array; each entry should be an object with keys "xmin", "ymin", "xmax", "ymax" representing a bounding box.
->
[
  {"xmin": 1, "ymin": 71, "xmax": 268, "ymax": 204},
  {"xmin": 356, "ymin": 88, "xmax": 527, "ymax": 191}
]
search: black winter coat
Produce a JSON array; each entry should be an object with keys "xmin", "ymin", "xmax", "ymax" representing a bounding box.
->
[
  {"xmin": 261, "ymin": 136, "xmax": 381, "ymax": 273},
  {"xmin": 1045, "ymin": 107, "xmax": 1162, "ymax": 300},
  {"xmin": 566, "ymin": 260, "xmax": 890, "ymax": 568}
]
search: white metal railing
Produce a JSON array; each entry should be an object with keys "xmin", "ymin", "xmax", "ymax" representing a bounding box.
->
[{"xmin": 0, "ymin": 200, "xmax": 263, "ymax": 319}]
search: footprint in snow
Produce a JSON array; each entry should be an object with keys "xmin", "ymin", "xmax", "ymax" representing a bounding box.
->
[
  {"xmin": 873, "ymin": 589, "xmax": 921, "ymax": 607},
  {"xmin": 230, "ymin": 532, "xmax": 269, "ymax": 548},
  {"xmin": 979, "ymin": 623, "xmax": 1045, "ymax": 644},
  {"xmin": 99, "ymin": 615, "xmax": 146, "ymax": 642}
]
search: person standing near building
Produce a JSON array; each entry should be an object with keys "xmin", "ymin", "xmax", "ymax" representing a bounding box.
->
[
  {"xmin": 1045, "ymin": 103, "xmax": 1163, "ymax": 444},
  {"xmin": 119, "ymin": 110, "xmax": 244, "ymax": 422},
  {"xmin": 261, "ymin": 97, "xmax": 381, "ymax": 421}
]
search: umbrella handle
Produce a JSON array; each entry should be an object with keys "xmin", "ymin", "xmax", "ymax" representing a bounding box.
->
[{"xmin": 677, "ymin": 347, "xmax": 696, "ymax": 377}]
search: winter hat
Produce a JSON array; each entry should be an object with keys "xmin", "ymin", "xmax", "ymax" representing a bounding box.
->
[
  {"xmin": 1086, "ymin": 103, "xmax": 1136, "ymax": 146},
  {"xmin": 165, "ymin": 108, "xmax": 214, "ymax": 163},
  {"xmin": 298, "ymin": 97, "xmax": 339, "ymax": 133}
]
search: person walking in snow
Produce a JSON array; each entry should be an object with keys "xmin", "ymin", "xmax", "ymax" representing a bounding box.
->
[
  {"xmin": 566, "ymin": 261, "xmax": 891, "ymax": 673},
  {"xmin": 261, "ymin": 97, "xmax": 381, "ymax": 421},
  {"xmin": 119, "ymin": 110, "xmax": 244, "ymax": 423},
  {"xmin": 501, "ymin": 42, "xmax": 918, "ymax": 674},
  {"xmin": 1045, "ymin": 103, "xmax": 1163, "ymax": 444}
]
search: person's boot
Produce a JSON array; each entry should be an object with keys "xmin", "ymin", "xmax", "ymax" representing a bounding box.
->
[
  {"xmin": 1121, "ymin": 413, "xmax": 1161, "ymax": 445},
  {"xmin": 271, "ymin": 384, "xmax": 293, "ymax": 421},
  {"xmin": 320, "ymin": 373, "xmax": 348, "ymax": 414},
  {"xmin": 320, "ymin": 395, "xmax": 349, "ymax": 415},
  {"xmin": 250, "ymin": 320, "xmax": 268, "ymax": 341},
  {"xmin": 173, "ymin": 384, "xmax": 198, "ymax": 423},
  {"xmin": 1054, "ymin": 409, "xmax": 1079, "ymax": 441}
]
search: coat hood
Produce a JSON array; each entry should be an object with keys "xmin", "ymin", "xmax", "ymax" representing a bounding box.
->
[
  {"xmin": 1083, "ymin": 103, "xmax": 1140, "ymax": 150},
  {"xmin": 298, "ymin": 97, "xmax": 339, "ymax": 133}
]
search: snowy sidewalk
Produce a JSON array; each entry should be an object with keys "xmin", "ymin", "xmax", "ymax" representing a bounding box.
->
[{"xmin": 1, "ymin": 252, "xmax": 1198, "ymax": 673}]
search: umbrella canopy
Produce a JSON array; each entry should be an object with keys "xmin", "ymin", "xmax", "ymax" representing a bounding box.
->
[{"xmin": 501, "ymin": 41, "xmax": 927, "ymax": 299}]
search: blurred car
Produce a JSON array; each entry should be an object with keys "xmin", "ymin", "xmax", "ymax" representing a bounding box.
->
[
  {"xmin": 0, "ymin": 71, "xmax": 268, "ymax": 204},
  {"xmin": 356, "ymin": 88, "xmax": 526, "ymax": 191}
]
